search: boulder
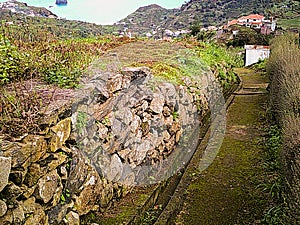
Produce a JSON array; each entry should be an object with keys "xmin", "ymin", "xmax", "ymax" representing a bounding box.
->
[{"xmin": 0, "ymin": 156, "xmax": 11, "ymax": 192}]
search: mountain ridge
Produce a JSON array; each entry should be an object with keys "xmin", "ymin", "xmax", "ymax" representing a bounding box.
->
[{"xmin": 117, "ymin": 0, "xmax": 300, "ymax": 35}]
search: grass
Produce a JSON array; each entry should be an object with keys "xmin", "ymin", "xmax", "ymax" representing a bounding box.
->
[
  {"xmin": 267, "ymin": 33, "xmax": 300, "ymax": 223},
  {"xmin": 277, "ymin": 17, "xmax": 300, "ymax": 30},
  {"xmin": 260, "ymin": 125, "xmax": 286, "ymax": 225},
  {"xmin": 174, "ymin": 69, "xmax": 272, "ymax": 225}
]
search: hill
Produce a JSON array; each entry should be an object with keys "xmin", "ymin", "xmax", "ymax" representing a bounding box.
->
[{"xmin": 118, "ymin": 0, "xmax": 300, "ymax": 36}]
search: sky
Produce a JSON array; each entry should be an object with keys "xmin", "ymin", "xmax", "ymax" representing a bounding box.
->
[{"xmin": 0, "ymin": 0, "xmax": 187, "ymax": 24}]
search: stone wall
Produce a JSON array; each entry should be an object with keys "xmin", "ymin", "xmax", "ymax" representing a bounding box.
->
[{"xmin": 0, "ymin": 67, "xmax": 210, "ymax": 224}]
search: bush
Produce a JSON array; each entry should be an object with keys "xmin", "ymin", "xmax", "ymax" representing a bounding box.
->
[
  {"xmin": 0, "ymin": 34, "xmax": 28, "ymax": 84},
  {"xmin": 267, "ymin": 33, "xmax": 300, "ymax": 224}
]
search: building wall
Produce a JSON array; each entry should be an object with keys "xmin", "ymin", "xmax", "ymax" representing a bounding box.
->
[{"xmin": 245, "ymin": 45, "xmax": 270, "ymax": 66}]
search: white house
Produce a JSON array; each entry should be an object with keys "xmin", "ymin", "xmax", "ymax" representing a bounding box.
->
[{"xmin": 245, "ymin": 45, "xmax": 270, "ymax": 66}]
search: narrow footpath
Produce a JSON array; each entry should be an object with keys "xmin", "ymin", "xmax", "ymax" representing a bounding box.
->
[{"xmin": 157, "ymin": 68, "xmax": 271, "ymax": 225}]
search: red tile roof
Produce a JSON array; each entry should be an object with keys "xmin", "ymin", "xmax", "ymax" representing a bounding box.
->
[
  {"xmin": 228, "ymin": 19, "xmax": 238, "ymax": 26},
  {"xmin": 240, "ymin": 14, "xmax": 265, "ymax": 20}
]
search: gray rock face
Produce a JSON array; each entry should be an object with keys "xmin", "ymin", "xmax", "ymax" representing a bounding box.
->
[{"xmin": 0, "ymin": 157, "xmax": 11, "ymax": 192}]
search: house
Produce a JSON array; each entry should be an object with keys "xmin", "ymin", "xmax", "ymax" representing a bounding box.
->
[
  {"xmin": 237, "ymin": 14, "xmax": 265, "ymax": 29},
  {"xmin": 228, "ymin": 14, "xmax": 276, "ymax": 34},
  {"xmin": 262, "ymin": 17, "xmax": 276, "ymax": 32},
  {"xmin": 245, "ymin": 45, "xmax": 270, "ymax": 66}
]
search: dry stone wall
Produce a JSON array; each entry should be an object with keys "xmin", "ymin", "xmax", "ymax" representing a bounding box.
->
[{"xmin": 0, "ymin": 67, "xmax": 210, "ymax": 225}]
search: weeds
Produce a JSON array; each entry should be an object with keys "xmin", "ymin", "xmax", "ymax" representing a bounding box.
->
[
  {"xmin": 259, "ymin": 125, "xmax": 286, "ymax": 224},
  {"xmin": 267, "ymin": 33, "xmax": 300, "ymax": 223}
]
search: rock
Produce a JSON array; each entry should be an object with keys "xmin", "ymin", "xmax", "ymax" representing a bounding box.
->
[
  {"xmin": 99, "ymin": 182, "xmax": 114, "ymax": 208},
  {"xmin": 121, "ymin": 67, "xmax": 151, "ymax": 80},
  {"xmin": 9, "ymin": 170, "xmax": 26, "ymax": 186},
  {"xmin": 60, "ymin": 166, "xmax": 68, "ymax": 180},
  {"xmin": 176, "ymin": 129, "xmax": 183, "ymax": 143},
  {"xmin": 2, "ymin": 183, "xmax": 25, "ymax": 200},
  {"xmin": 162, "ymin": 130, "xmax": 171, "ymax": 140},
  {"xmin": 97, "ymin": 123, "xmax": 109, "ymax": 140},
  {"xmin": 47, "ymin": 201, "xmax": 74, "ymax": 225},
  {"xmin": 0, "ymin": 200, "xmax": 7, "ymax": 217},
  {"xmin": 44, "ymin": 153, "xmax": 68, "ymax": 172},
  {"xmin": 169, "ymin": 121, "xmax": 181, "ymax": 135},
  {"xmin": 66, "ymin": 150, "xmax": 89, "ymax": 195},
  {"xmin": 164, "ymin": 116, "xmax": 173, "ymax": 127},
  {"xmin": 118, "ymin": 148, "xmax": 131, "ymax": 161},
  {"xmin": 22, "ymin": 135, "xmax": 47, "ymax": 165},
  {"xmin": 74, "ymin": 170, "xmax": 102, "ymax": 216},
  {"xmin": 12, "ymin": 203, "xmax": 25, "ymax": 224},
  {"xmin": 50, "ymin": 118, "xmax": 71, "ymax": 152},
  {"xmin": 35, "ymin": 169, "xmax": 61, "ymax": 204},
  {"xmin": 24, "ymin": 154, "xmax": 65, "ymax": 188},
  {"xmin": 93, "ymin": 98, "xmax": 116, "ymax": 121},
  {"xmin": 23, "ymin": 197, "xmax": 48, "ymax": 225},
  {"xmin": 0, "ymin": 209, "xmax": 12, "ymax": 224},
  {"xmin": 22, "ymin": 185, "xmax": 36, "ymax": 199},
  {"xmin": 63, "ymin": 211, "xmax": 80, "ymax": 225},
  {"xmin": 134, "ymin": 139, "xmax": 152, "ymax": 165},
  {"xmin": 0, "ymin": 157, "xmax": 11, "ymax": 192},
  {"xmin": 106, "ymin": 74, "xmax": 123, "ymax": 93},
  {"xmin": 2, "ymin": 136, "xmax": 47, "ymax": 168},
  {"xmin": 130, "ymin": 115, "xmax": 141, "ymax": 133},
  {"xmin": 150, "ymin": 93, "xmax": 164, "ymax": 114},
  {"xmin": 162, "ymin": 106, "xmax": 171, "ymax": 117},
  {"xmin": 22, "ymin": 197, "xmax": 36, "ymax": 214},
  {"xmin": 24, "ymin": 163, "xmax": 45, "ymax": 187},
  {"xmin": 106, "ymin": 154, "xmax": 123, "ymax": 182}
]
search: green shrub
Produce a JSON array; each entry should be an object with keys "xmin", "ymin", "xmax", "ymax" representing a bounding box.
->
[{"xmin": 0, "ymin": 34, "xmax": 28, "ymax": 84}]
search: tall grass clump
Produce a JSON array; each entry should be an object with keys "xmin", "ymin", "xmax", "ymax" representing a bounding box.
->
[{"xmin": 267, "ymin": 33, "xmax": 300, "ymax": 224}]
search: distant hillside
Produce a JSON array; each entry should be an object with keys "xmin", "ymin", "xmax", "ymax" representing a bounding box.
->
[
  {"xmin": 117, "ymin": 4, "xmax": 178, "ymax": 36},
  {"xmin": 118, "ymin": 0, "xmax": 300, "ymax": 36}
]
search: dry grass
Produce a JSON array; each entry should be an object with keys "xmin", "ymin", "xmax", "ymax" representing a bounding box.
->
[{"xmin": 267, "ymin": 33, "xmax": 300, "ymax": 223}]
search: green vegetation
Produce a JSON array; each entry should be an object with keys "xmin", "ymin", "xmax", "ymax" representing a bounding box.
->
[
  {"xmin": 195, "ymin": 42, "xmax": 243, "ymax": 86},
  {"xmin": 0, "ymin": 18, "xmax": 134, "ymax": 138},
  {"xmin": 267, "ymin": 33, "xmax": 300, "ymax": 223},
  {"xmin": 260, "ymin": 125, "xmax": 286, "ymax": 225},
  {"xmin": 0, "ymin": 23, "xmax": 131, "ymax": 87},
  {"xmin": 227, "ymin": 25, "xmax": 272, "ymax": 47}
]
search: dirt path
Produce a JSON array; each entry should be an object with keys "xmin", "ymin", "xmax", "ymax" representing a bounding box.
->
[{"xmin": 159, "ymin": 68, "xmax": 271, "ymax": 224}]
